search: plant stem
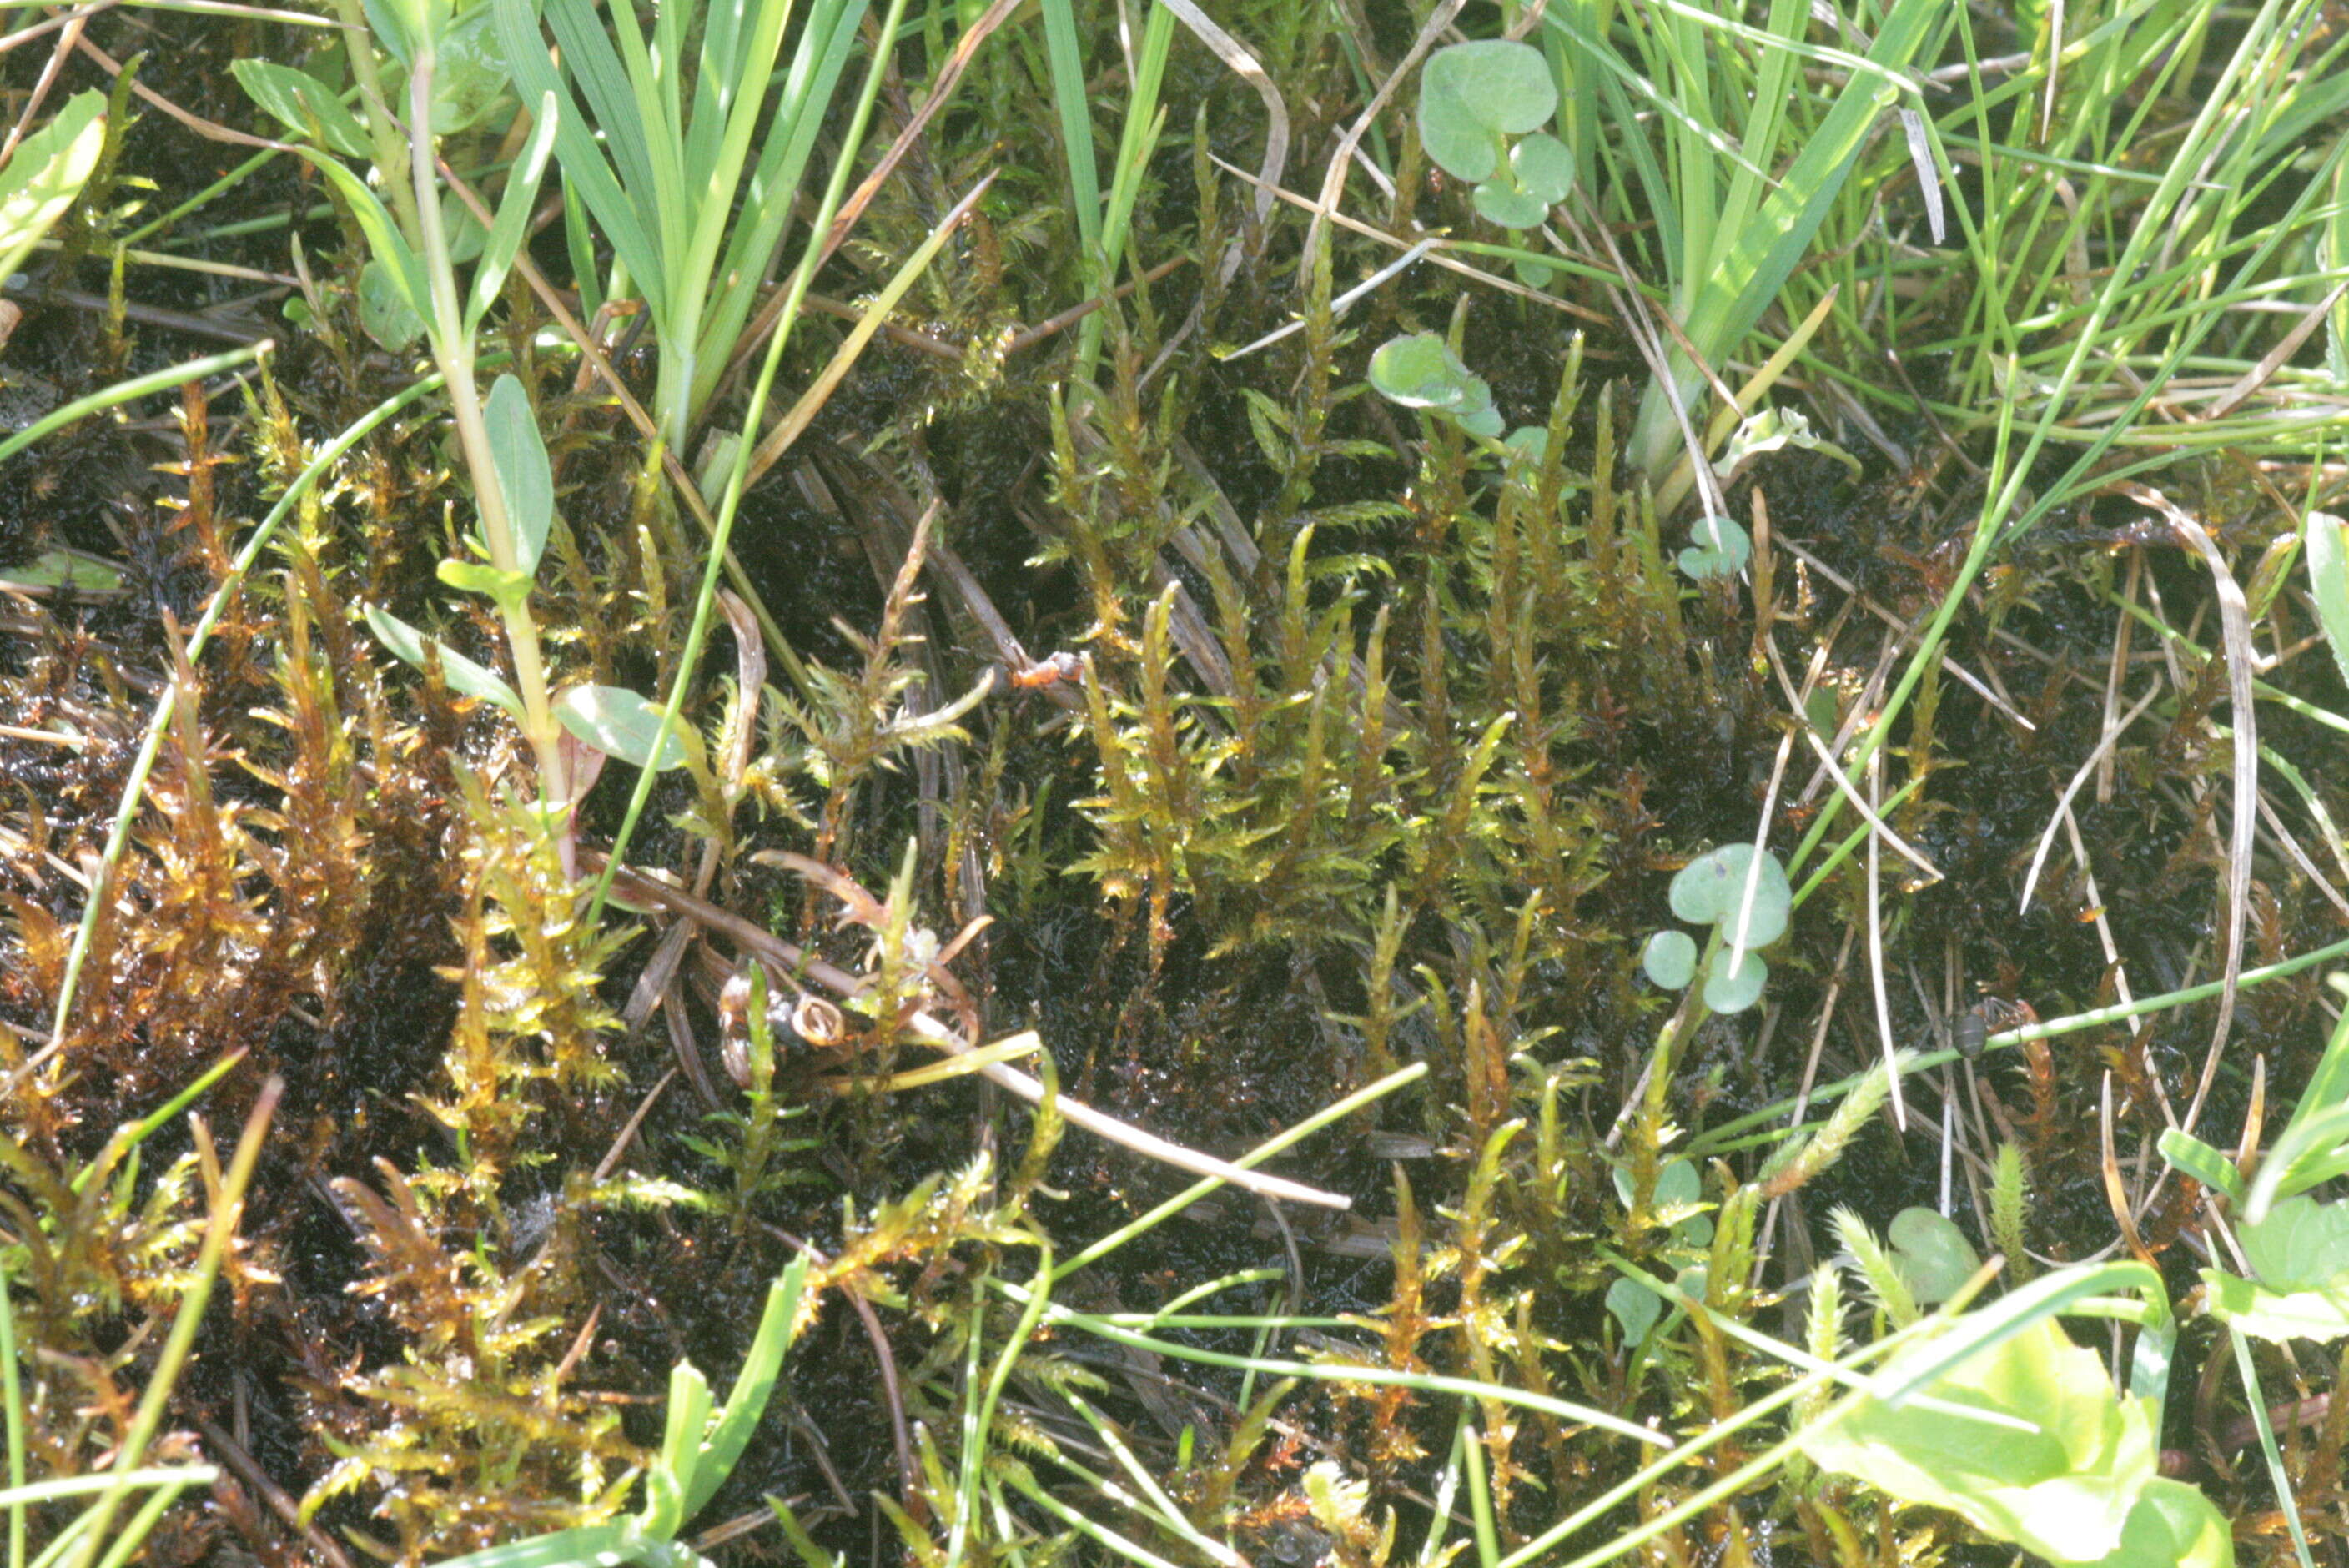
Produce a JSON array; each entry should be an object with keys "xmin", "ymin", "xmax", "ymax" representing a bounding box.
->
[
  {"xmin": 408, "ymin": 48, "xmax": 568, "ymax": 812},
  {"xmin": 326, "ymin": 0, "xmax": 416, "ymax": 238}
]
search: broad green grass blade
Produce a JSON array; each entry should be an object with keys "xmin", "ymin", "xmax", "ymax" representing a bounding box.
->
[{"xmin": 2303, "ymin": 510, "xmax": 2349, "ymax": 689}]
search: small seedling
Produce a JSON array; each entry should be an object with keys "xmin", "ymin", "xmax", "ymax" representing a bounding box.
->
[
  {"xmin": 1418, "ymin": 41, "xmax": 1573, "ymax": 240},
  {"xmin": 1367, "ymin": 333, "xmax": 1559, "ymax": 463},
  {"xmin": 1607, "ymin": 1158, "xmax": 1713, "ymax": 1345},
  {"xmin": 431, "ymin": 1259, "xmax": 814, "ymax": 1568},
  {"xmin": 1677, "ymin": 515, "xmax": 1751, "ymax": 580},
  {"xmin": 1642, "ymin": 842, "xmax": 1789, "ymax": 1014},
  {"xmin": 1798, "ymin": 1246, "xmax": 2230, "ymax": 1567},
  {"xmin": 1670, "ymin": 842, "xmax": 1790, "ymax": 943}
]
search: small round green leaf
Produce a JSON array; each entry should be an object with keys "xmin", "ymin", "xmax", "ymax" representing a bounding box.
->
[
  {"xmin": 1605, "ymin": 1277, "xmax": 1661, "ymax": 1344},
  {"xmin": 1668, "ymin": 843, "xmax": 1791, "ymax": 946},
  {"xmin": 1702, "ymin": 949, "xmax": 1768, "ymax": 1013},
  {"xmin": 1642, "ymin": 929, "xmax": 1698, "ymax": 989},
  {"xmin": 1512, "ymin": 133, "xmax": 1575, "ymax": 204},
  {"xmin": 1472, "ymin": 178, "xmax": 1548, "ymax": 230},
  {"xmin": 1887, "ymin": 1206, "xmax": 1981, "ymax": 1304},
  {"xmin": 1425, "ymin": 41, "xmax": 1557, "ymax": 134},
  {"xmin": 1677, "ymin": 515, "xmax": 1752, "ymax": 580},
  {"xmin": 1369, "ymin": 332, "xmax": 1474, "ymax": 410}
]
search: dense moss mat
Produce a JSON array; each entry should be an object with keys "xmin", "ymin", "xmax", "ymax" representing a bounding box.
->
[{"xmin": 5, "ymin": 2, "xmax": 2349, "ymax": 1563}]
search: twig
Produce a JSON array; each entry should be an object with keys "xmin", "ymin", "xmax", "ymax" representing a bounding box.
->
[
  {"xmin": 581, "ymin": 852, "xmax": 1351, "ymax": 1210},
  {"xmin": 2121, "ymin": 483, "xmax": 2254, "ymax": 1139}
]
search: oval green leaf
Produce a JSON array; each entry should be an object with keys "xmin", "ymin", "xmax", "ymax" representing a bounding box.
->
[
  {"xmin": 356, "ymin": 255, "xmax": 425, "ymax": 351},
  {"xmin": 2305, "ymin": 510, "xmax": 2349, "ymax": 691},
  {"xmin": 1368, "ymin": 332, "xmax": 1475, "ymax": 410},
  {"xmin": 0, "ymin": 91, "xmax": 107, "ymax": 284},
  {"xmin": 232, "ymin": 61, "xmax": 372, "ymax": 158},
  {"xmin": 2081, "ymin": 1478, "xmax": 2233, "ymax": 1568},
  {"xmin": 1606, "ymin": 1277, "xmax": 1661, "ymax": 1344},
  {"xmin": 484, "ymin": 374, "xmax": 554, "ymax": 576},
  {"xmin": 2241, "ymin": 1194, "xmax": 2349, "ymax": 1293},
  {"xmin": 1888, "ymin": 1206, "xmax": 1981, "ymax": 1304},
  {"xmin": 556, "ymin": 685, "xmax": 702, "ymax": 772}
]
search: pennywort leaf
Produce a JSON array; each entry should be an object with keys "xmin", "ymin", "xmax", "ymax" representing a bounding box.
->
[{"xmin": 1419, "ymin": 41, "xmax": 1557, "ymax": 183}]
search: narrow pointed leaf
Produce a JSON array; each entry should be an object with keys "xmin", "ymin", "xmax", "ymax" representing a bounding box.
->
[
  {"xmin": 688, "ymin": 1257, "xmax": 809, "ymax": 1515},
  {"xmin": 467, "ymin": 90, "xmax": 560, "ymax": 327},
  {"xmin": 304, "ymin": 154, "xmax": 430, "ymax": 333},
  {"xmin": 363, "ymin": 605, "xmax": 524, "ymax": 716}
]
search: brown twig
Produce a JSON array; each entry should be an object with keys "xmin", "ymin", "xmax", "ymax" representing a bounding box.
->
[
  {"xmin": 73, "ymin": 34, "xmax": 294, "ymax": 151},
  {"xmin": 583, "ymin": 850, "xmax": 1350, "ymax": 1209},
  {"xmin": 195, "ymin": 1416, "xmax": 356, "ymax": 1568}
]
